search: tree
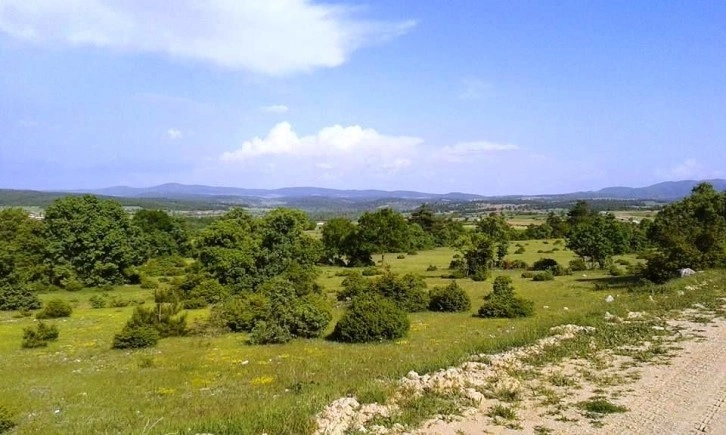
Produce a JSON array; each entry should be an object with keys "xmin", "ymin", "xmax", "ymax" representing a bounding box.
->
[
  {"xmin": 457, "ymin": 233, "xmax": 496, "ymax": 280},
  {"xmin": 357, "ymin": 208, "xmax": 410, "ymax": 260},
  {"xmin": 645, "ymin": 183, "xmax": 726, "ymax": 282},
  {"xmin": 321, "ymin": 218, "xmax": 361, "ymax": 265},
  {"xmin": 43, "ymin": 196, "xmax": 147, "ymax": 287},
  {"xmin": 567, "ymin": 200, "xmax": 596, "ymax": 228},
  {"xmin": 0, "ymin": 208, "xmax": 46, "ymax": 286},
  {"xmin": 132, "ymin": 209, "xmax": 190, "ymax": 257},
  {"xmin": 566, "ymin": 214, "xmax": 630, "ymax": 268}
]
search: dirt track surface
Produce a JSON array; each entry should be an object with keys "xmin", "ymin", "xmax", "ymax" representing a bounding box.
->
[
  {"xmin": 587, "ymin": 319, "xmax": 726, "ymax": 435},
  {"xmin": 421, "ymin": 317, "xmax": 726, "ymax": 435}
]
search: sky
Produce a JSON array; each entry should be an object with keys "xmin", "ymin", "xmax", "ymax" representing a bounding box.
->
[{"xmin": 0, "ymin": 0, "xmax": 724, "ymax": 195}]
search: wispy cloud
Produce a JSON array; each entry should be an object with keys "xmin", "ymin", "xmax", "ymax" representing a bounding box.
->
[
  {"xmin": 262, "ymin": 104, "xmax": 289, "ymax": 114},
  {"xmin": 458, "ymin": 79, "xmax": 492, "ymax": 100},
  {"xmin": 167, "ymin": 128, "xmax": 183, "ymax": 140},
  {"xmin": 0, "ymin": 0, "xmax": 415, "ymax": 75},
  {"xmin": 437, "ymin": 141, "xmax": 519, "ymax": 162}
]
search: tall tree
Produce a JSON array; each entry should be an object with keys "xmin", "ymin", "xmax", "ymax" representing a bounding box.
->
[
  {"xmin": 357, "ymin": 208, "xmax": 410, "ymax": 260},
  {"xmin": 566, "ymin": 214, "xmax": 630, "ymax": 268},
  {"xmin": 133, "ymin": 209, "xmax": 190, "ymax": 257},
  {"xmin": 645, "ymin": 183, "xmax": 726, "ymax": 282},
  {"xmin": 43, "ymin": 195, "xmax": 147, "ymax": 286},
  {"xmin": 0, "ymin": 208, "xmax": 45, "ymax": 285}
]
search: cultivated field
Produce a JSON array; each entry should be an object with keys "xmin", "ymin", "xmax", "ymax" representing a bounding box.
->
[{"xmin": 0, "ymin": 240, "xmax": 716, "ymax": 434}]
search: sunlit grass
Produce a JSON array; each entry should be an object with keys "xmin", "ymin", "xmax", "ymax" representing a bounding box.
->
[{"xmin": 0, "ymin": 243, "xmax": 720, "ymax": 434}]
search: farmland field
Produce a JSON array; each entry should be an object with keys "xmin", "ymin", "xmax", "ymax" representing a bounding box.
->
[{"xmin": 0, "ymin": 240, "xmax": 660, "ymax": 434}]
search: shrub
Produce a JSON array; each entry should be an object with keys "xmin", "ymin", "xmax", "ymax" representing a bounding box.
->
[
  {"xmin": 0, "ymin": 285, "xmax": 42, "ymax": 312},
  {"xmin": 248, "ymin": 321, "xmax": 292, "ymax": 345},
  {"xmin": 362, "ymin": 266, "xmax": 382, "ymax": 276},
  {"xmin": 64, "ymin": 280, "xmax": 84, "ymax": 292},
  {"xmin": 532, "ymin": 258, "xmax": 559, "ymax": 272},
  {"xmin": 396, "ymin": 254, "xmax": 406, "ymax": 259},
  {"xmin": 478, "ymin": 276, "xmax": 534, "ymax": 318},
  {"xmin": 332, "ymin": 294, "xmax": 409, "ymax": 343},
  {"xmin": 609, "ymin": 265, "xmax": 625, "ymax": 276},
  {"xmin": 21, "ymin": 321, "xmax": 59, "ymax": 348},
  {"xmin": 112, "ymin": 325, "xmax": 160, "ymax": 349},
  {"xmin": 532, "ymin": 271, "xmax": 555, "ymax": 281},
  {"xmin": 88, "ymin": 294, "xmax": 107, "ymax": 308},
  {"xmin": 448, "ymin": 257, "xmax": 466, "ymax": 271},
  {"xmin": 426, "ymin": 265, "xmax": 438, "ymax": 272},
  {"xmin": 471, "ymin": 268, "xmax": 489, "ymax": 282},
  {"xmin": 428, "ymin": 281, "xmax": 471, "ymax": 312},
  {"xmin": 501, "ymin": 259, "xmax": 529, "ymax": 270},
  {"xmin": 284, "ymin": 294, "xmax": 332, "ymax": 339},
  {"xmin": 214, "ymin": 293, "xmax": 270, "ymax": 332},
  {"xmin": 0, "ymin": 406, "xmax": 15, "ymax": 433},
  {"xmin": 372, "ymin": 272, "xmax": 429, "ymax": 312},
  {"xmin": 139, "ymin": 277, "xmax": 159, "ymax": 289},
  {"xmin": 36, "ymin": 299, "xmax": 72, "ymax": 319},
  {"xmin": 337, "ymin": 272, "xmax": 372, "ymax": 301},
  {"xmin": 615, "ymin": 258, "xmax": 632, "ymax": 266},
  {"xmin": 185, "ymin": 279, "xmax": 229, "ymax": 305},
  {"xmin": 514, "ymin": 247, "xmax": 526, "ymax": 254},
  {"xmin": 569, "ymin": 258, "xmax": 588, "ymax": 271},
  {"xmin": 407, "ymin": 251, "xmax": 418, "ymax": 256},
  {"xmin": 182, "ymin": 297, "xmax": 208, "ymax": 309},
  {"xmin": 108, "ymin": 296, "xmax": 132, "ymax": 308},
  {"xmin": 520, "ymin": 271, "xmax": 535, "ymax": 278}
]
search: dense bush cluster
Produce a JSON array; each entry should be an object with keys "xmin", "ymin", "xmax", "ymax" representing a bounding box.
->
[
  {"xmin": 0, "ymin": 286, "xmax": 42, "ymax": 312},
  {"xmin": 477, "ymin": 276, "xmax": 534, "ymax": 318},
  {"xmin": 332, "ymin": 294, "xmax": 410, "ymax": 343},
  {"xmin": 112, "ymin": 290, "xmax": 187, "ymax": 349},
  {"xmin": 428, "ymin": 281, "xmax": 471, "ymax": 312}
]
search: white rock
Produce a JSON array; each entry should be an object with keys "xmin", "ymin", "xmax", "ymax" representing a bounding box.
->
[{"xmin": 605, "ymin": 295, "xmax": 615, "ymax": 303}]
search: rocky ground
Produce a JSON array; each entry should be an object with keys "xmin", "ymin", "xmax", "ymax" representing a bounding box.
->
[{"xmin": 315, "ymin": 298, "xmax": 726, "ymax": 434}]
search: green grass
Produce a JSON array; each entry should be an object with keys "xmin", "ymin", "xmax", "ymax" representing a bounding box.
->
[
  {"xmin": 0, "ymin": 243, "xmax": 723, "ymax": 434},
  {"xmin": 578, "ymin": 397, "xmax": 628, "ymax": 415}
]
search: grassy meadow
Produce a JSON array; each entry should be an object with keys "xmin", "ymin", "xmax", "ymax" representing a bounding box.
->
[{"xmin": 0, "ymin": 240, "xmax": 704, "ymax": 434}]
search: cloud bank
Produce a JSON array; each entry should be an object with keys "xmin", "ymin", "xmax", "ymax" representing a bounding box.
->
[{"xmin": 0, "ymin": 0, "xmax": 415, "ymax": 75}]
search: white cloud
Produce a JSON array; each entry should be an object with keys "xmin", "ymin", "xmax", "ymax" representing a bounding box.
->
[
  {"xmin": 437, "ymin": 141, "xmax": 519, "ymax": 162},
  {"xmin": 221, "ymin": 122, "xmax": 422, "ymax": 174},
  {"xmin": 167, "ymin": 128, "xmax": 183, "ymax": 140},
  {"xmin": 262, "ymin": 104, "xmax": 289, "ymax": 114},
  {"xmin": 0, "ymin": 0, "xmax": 415, "ymax": 75}
]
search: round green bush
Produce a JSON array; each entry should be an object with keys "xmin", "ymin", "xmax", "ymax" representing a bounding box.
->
[
  {"xmin": 139, "ymin": 276, "xmax": 159, "ymax": 289},
  {"xmin": 372, "ymin": 273, "xmax": 429, "ymax": 312},
  {"xmin": 569, "ymin": 258, "xmax": 588, "ymax": 271},
  {"xmin": 532, "ymin": 271, "xmax": 555, "ymax": 281},
  {"xmin": 478, "ymin": 276, "xmax": 534, "ymax": 318},
  {"xmin": 112, "ymin": 325, "xmax": 160, "ymax": 349},
  {"xmin": 428, "ymin": 281, "xmax": 471, "ymax": 312},
  {"xmin": 332, "ymin": 294, "xmax": 410, "ymax": 343},
  {"xmin": 36, "ymin": 299, "xmax": 72, "ymax": 319},
  {"xmin": 285, "ymin": 295, "xmax": 332, "ymax": 339},
  {"xmin": 248, "ymin": 321, "xmax": 292, "ymax": 345},
  {"xmin": 21, "ymin": 322, "xmax": 60, "ymax": 348},
  {"xmin": 88, "ymin": 294, "xmax": 107, "ymax": 309},
  {"xmin": 532, "ymin": 258, "xmax": 559, "ymax": 272}
]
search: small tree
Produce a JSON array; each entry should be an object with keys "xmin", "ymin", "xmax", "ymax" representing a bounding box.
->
[
  {"xmin": 22, "ymin": 321, "xmax": 59, "ymax": 348},
  {"xmin": 36, "ymin": 299, "xmax": 72, "ymax": 319},
  {"xmin": 478, "ymin": 276, "xmax": 534, "ymax": 318}
]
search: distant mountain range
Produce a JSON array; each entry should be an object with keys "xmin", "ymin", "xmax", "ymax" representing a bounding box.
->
[{"xmin": 80, "ymin": 179, "xmax": 726, "ymax": 201}]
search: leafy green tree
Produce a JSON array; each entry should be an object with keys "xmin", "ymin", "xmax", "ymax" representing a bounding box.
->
[
  {"xmin": 456, "ymin": 233, "xmax": 496, "ymax": 280},
  {"xmin": 321, "ymin": 217, "xmax": 357, "ymax": 265},
  {"xmin": 132, "ymin": 209, "xmax": 190, "ymax": 257},
  {"xmin": 567, "ymin": 200, "xmax": 596, "ymax": 228},
  {"xmin": 645, "ymin": 183, "xmax": 726, "ymax": 282},
  {"xmin": 43, "ymin": 196, "xmax": 147, "ymax": 287},
  {"xmin": 357, "ymin": 208, "xmax": 410, "ymax": 260},
  {"xmin": 567, "ymin": 214, "xmax": 630, "ymax": 268},
  {"xmin": 477, "ymin": 276, "xmax": 534, "ymax": 318},
  {"xmin": 0, "ymin": 208, "xmax": 46, "ymax": 286}
]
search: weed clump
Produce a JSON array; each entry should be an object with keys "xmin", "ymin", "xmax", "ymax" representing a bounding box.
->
[
  {"xmin": 478, "ymin": 276, "xmax": 534, "ymax": 318},
  {"xmin": 579, "ymin": 397, "xmax": 627, "ymax": 414},
  {"xmin": 428, "ymin": 281, "xmax": 471, "ymax": 312},
  {"xmin": 36, "ymin": 298, "xmax": 72, "ymax": 319},
  {"xmin": 332, "ymin": 294, "xmax": 409, "ymax": 343}
]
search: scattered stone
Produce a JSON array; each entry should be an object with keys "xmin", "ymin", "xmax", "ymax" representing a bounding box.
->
[
  {"xmin": 679, "ymin": 268, "xmax": 696, "ymax": 277},
  {"xmin": 606, "ymin": 295, "xmax": 615, "ymax": 303}
]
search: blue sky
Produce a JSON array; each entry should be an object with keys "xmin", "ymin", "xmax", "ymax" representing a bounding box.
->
[{"xmin": 1, "ymin": 1, "xmax": 724, "ymax": 195}]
